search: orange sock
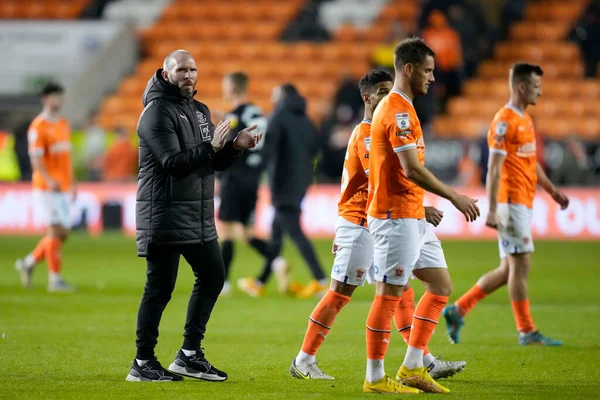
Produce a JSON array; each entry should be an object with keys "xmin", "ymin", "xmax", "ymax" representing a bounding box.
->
[
  {"xmin": 511, "ymin": 299, "xmax": 536, "ymax": 333},
  {"xmin": 32, "ymin": 237, "xmax": 50, "ymax": 263},
  {"xmin": 366, "ymin": 295, "xmax": 400, "ymax": 360},
  {"xmin": 455, "ymin": 284, "xmax": 488, "ymax": 316},
  {"xmin": 395, "ymin": 287, "xmax": 431, "ymax": 355},
  {"xmin": 46, "ymin": 238, "xmax": 62, "ymax": 274},
  {"xmin": 409, "ymin": 292, "xmax": 448, "ymax": 351},
  {"xmin": 300, "ymin": 290, "xmax": 351, "ymax": 356}
]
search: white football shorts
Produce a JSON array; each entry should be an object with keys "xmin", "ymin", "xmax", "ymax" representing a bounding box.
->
[
  {"xmin": 330, "ymin": 216, "xmax": 375, "ymax": 286},
  {"xmin": 496, "ymin": 203, "xmax": 534, "ymax": 259},
  {"xmin": 33, "ymin": 190, "xmax": 71, "ymax": 229},
  {"xmin": 367, "ymin": 217, "xmax": 447, "ymax": 286}
]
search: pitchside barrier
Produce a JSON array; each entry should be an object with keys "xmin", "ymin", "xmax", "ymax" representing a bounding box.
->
[{"xmin": 0, "ymin": 183, "xmax": 598, "ymax": 240}]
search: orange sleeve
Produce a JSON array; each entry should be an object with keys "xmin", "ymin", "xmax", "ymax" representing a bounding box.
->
[
  {"xmin": 388, "ymin": 110, "xmax": 419, "ymax": 153},
  {"xmin": 27, "ymin": 123, "xmax": 46, "ymax": 157},
  {"xmin": 356, "ymin": 132, "xmax": 370, "ymax": 176},
  {"xmin": 488, "ymin": 117, "xmax": 511, "ymax": 156}
]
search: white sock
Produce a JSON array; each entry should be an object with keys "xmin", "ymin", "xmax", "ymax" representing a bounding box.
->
[
  {"xmin": 24, "ymin": 254, "xmax": 35, "ymax": 268},
  {"xmin": 182, "ymin": 349, "xmax": 196, "ymax": 356},
  {"xmin": 366, "ymin": 359, "xmax": 385, "ymax": 383},
  {"xmin": 295, "ymin": 350, "xmax": 315, "ymax": 366},
  {"xmin": 272, "ymin": 257, "xmax": 286, "ymax": 272},
  {"xmin": 403, "ymin": 346, "xmax": 424, "ymax": 369},
  {"xmin": 423, "ymin": 353, "xmax": 435, "ymax": 368},
  {"xmin": 136, "ymin": 359, "xmax": 149, "ymax": 366},
  {"xmin": 49, "ymin": 272, "xmax": 61, "ymax": 284}
]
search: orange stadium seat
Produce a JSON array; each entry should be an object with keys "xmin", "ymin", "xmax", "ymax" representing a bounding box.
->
[
  {"xmin": 433, "ymin": 117, "xmax": 488, "ymax": 139},
  {"xmin": 119, "ymin": 78, "xmax": 149, "ymax": 97},
  {"xmin": 579, "ymin": 80, "xmax": 600, "ymax": 98},
  {"xmin": 288, "ymin": 42, "xmax": 320, "ymax": 61},
  {"xmin": 576, "ymin": 118, "xmax": 600, "ymax": 140},
  {"xmin": 366, "ymin": 24, "xmax": 391, "ymax": 43},
  {"xmin": 335, "ymin": 25, "xmax": 363, "ymax": 42},
  {"xmin": 510, "ymin": 22, "xmax": 570, "ymax": 41},
  {"xmin": 525, "ymin": 2, "xmax": 587, "ymax": 22},
  {"xmin": 261, "ymin": 42, "xmax": 292, "ymax": 60},
  {"xmin": 383, "ymin": 4, "xmax": 419, "ymax": 21},
  {"xmin": 462, "ymin": 79, "xmax": 509, "ymax": 98}
]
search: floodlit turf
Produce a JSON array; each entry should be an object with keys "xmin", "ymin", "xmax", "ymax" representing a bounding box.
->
[{"xmin": 0, "ymin": 233, "xmax": 598, "ymax": 399}]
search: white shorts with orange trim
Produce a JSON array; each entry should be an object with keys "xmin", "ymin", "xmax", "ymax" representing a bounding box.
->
[
  {"xmin": 33, "ymin": 190, "xmax": 71, "ymax": 229},
  {"xmin": 367, "ymin": 217, "xmax": 447, "ymax": 286},
  {"xmin": 330, "ymin": 216, "xmax": 375, "ymax": 286},
  {"xmin": 496, "ymin": 203, "xmax": 534, "ymax": 258}
]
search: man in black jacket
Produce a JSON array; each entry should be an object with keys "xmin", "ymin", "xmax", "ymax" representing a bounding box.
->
[
  {"xmin": 126, "ymin": 50, "xmax": 261, "ymax": 382},
  {"xmin": 238, "ymin": 84, "xmax": 328, "ymax": 299}
]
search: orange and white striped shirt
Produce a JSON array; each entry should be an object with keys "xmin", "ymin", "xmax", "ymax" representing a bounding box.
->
[
  {"xmin": 488, "ymin": 103, "xmax": 538, "ymax": 208},
  {"xmin": 28, "ymin": 114, "xmax": 73, "ymax": 192},
  {"xmin": 338, "ymin": 120, "xmax": 371, "ymax": 226},
  {"xmin": 368, "ymin": 89, "xmax": 425, "ymax": 220}
]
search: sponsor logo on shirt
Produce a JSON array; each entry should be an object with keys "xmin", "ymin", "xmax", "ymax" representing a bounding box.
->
[{"xmin": 517, "ymin": 141, "xmax": 536, "ymax": 157}]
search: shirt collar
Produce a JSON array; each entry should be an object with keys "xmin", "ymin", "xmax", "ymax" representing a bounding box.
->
[
  {"xmin": 506, "ymin": 102, "xmax": 525, "ymax": 118},
  {"xmin": 392, "ymin": 89, "xmax": 413, "ymax": 105}
]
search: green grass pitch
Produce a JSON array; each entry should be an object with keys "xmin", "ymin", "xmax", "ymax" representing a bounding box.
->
[{"xmin": 0, "ymin": 233, "xmax": 598, "ymax": 399}]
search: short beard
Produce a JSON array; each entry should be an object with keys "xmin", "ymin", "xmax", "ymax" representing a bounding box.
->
[{"xmin": 180, "ymin": 86, "xmax": 194, "ymax": 98}]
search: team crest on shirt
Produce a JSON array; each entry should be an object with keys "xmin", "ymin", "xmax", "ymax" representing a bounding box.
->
[
  {"xmin": 364, "ymin": 138, "xmax": 370, "ymax": 151},
  {"xmin": 196, "ymin": 111, "xmax": 207, "ymax": 124},
  {"xmin": 394, "ymin": 266, "xmax": 405, "ymax": 277},
  {"xmin": 396, "ymin": 113, "xmax": 410, "ymax": 130},
  {"xmin": 495, "ymin": 121, "xmax": 508, "ymax": 136}
]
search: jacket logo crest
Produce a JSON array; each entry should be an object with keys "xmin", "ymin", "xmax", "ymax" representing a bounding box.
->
[{"xmin": 196, "ymin": 111, "xmax": 207, "ymax": 124}]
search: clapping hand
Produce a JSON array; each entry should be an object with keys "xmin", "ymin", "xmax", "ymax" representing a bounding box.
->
[
  {"xmin": 233, "ymin": 125, "xmax": 263, "ymax": 150},
  {"xmin": 211, "ymin": 120, "xmax": 230, "ymax": 151}
]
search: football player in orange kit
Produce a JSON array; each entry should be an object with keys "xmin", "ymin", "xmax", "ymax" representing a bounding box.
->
[
  {"xmin": 363, "ymin": 37, "xmax": 480, "ymax": 394},
  {"xmin": 290, "ymin": 70, "xmax": 465, "ymax": 388},
  {"xmin": 15, "ymin": 82, "xmax": 76, "ymax": 292},
  {"xmin": 443, "ymin": 63, "xmax": 569, "ymax": 346}
]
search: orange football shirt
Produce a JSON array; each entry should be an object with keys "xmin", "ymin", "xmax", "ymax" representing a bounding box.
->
[
  {"xmin": 368, "ymin": 90, "xmax": 425, "ymax": 220},
  {"xmin": 28, "ymin": 114, "xmax": 73, "ymax": 192},
  {"xmin": 338, "ymin": 120, "xmax": 371, "ymax": 226},
  {"xmin": 488, "ymin": 104, "xmax": 538, "ymax": 208}
]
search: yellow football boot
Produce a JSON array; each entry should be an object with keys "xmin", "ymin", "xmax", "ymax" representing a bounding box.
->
[
  {"xmin": 296, "ymin": 280, "xmax": 328, "ymax": 299},
  {"xmin": 363, "ymin": 375, "xmax": 421, "ymax": 394},
  {"xmin": 397, "ymin": 365, "xmax": 450, "ymax": 393},
  {"xmin": 237, "ymin": 278, "xmax": 265, "ymax": 297}
]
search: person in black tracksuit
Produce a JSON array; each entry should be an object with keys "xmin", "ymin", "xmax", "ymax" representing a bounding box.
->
[
  {"xmin": 126, "ymin": 50, "xmax": 261, "ymax": 382},
  {"xmin": 239, "ymin": 84, "xmax": 327, "ymax": 298},
  {"xmin": 217, "ymin": 72, "xmax": 271, "ymax": 294}
]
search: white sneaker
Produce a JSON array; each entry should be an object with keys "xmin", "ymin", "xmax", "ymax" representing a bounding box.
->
[
  {"xmin": 47, "ymin": 278, "xmax": 76, "ymax": 293},
  {"xmin": 15, "ymin": 258, "xmax": 33, "ymax": 288},
  {"xmin": 427, "ymin": 356, "xmax": 466, "ymax": 379},
  {"xmin": 219, "ymin": 281, "xmax": 232, "ymax": 297},
  {"xmin": 290, "ymin": 359, "xmax": 334, "ymax": 380}
]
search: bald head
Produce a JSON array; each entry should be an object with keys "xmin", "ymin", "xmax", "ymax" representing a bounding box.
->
[
  {"xmin": 163, "ymin": 49, "xmax": 193, "ymax": 72},
  {"xmin": 161, "ymin": 49, "xmax": 198, "ymax": 98}
]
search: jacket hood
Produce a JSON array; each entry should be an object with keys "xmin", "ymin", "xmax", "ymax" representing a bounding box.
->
[
  {"xmin": 142, "ymin": 69, "xmax": 196, "ymax": 106},
  {"xmin": 279, "ymin": 92, "xmax": 307, "ymax": 115}
]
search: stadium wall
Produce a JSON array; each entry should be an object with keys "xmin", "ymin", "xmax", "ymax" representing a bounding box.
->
[{"xmin": 0, "ymin": 183, "xmax": 599, "ymax": 240}]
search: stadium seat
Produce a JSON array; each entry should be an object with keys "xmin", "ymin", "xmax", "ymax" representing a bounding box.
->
[{"xmin": 510, "ymin": 22, "xmax": 570, "ymax": 41}]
